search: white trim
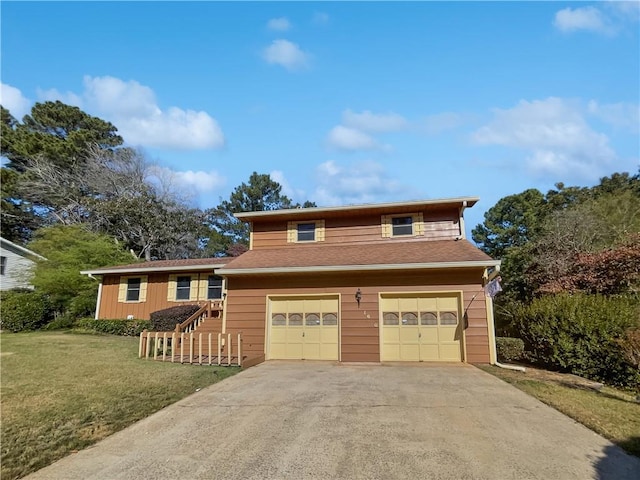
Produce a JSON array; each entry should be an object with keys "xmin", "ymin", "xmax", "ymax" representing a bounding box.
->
[
  {"xmin": 235, "ymin": 196, "xmax": 480, "ymax": 220},
  {"xmin": 0, "ymin": 237, "xmax": 46, "ymax": 260},
  {"xmin": 218, "ymin": 260, "xmax": 500, "ymax": 276},
  {"xmin": 95, "ymin": 282, "xmax": 103, "ymax": 320},
  {"xmin": 81, "ymin": 264, "xmax": 227, "ymax": 276}
]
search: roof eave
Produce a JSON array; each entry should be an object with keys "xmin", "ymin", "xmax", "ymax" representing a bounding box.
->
[
  {"xmin": 80, "ymin": 264, "xmax": 228, "ymax": 276},
  {"xmin": 217, "ymin": 260, "xmax": 500, "ymax": 276},
  {"xmin": 234, "ymin": 196, "xmax": 480, "ymax": 221}
]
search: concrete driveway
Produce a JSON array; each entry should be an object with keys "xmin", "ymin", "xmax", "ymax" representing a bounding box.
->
[{"xmin": 28, "ymin": 362, "xmax": 639, "ymax": 480}]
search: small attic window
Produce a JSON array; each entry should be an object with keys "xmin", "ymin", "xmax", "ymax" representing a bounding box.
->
[
  {"xmin": 392, "ymin": 216, "xmax": 413, "ymax": 236},
  {"xmin": 297, "ymin": 223, "xmax": 316, "ymax": 242}
]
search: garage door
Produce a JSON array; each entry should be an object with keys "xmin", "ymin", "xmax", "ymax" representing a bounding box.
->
[
  {"xmin": 381, "ymin": 294, "xmax": 462, "ymax": 362},
  {"xmin": 269, "ymin": 296, "xmax": 339, "ymax": 360}
]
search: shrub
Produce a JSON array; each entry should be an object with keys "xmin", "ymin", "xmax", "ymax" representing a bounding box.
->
[
  {"xmin": 0, "ymin": 290, "xmax": 52, "ymax": 332},
  {"xmin": 43, "ymin": 315, "xmax": 77, "ymax": 330},
  {"xmin": 496, "ymin": 337, "xmax": 524, "ymax": 362},
  {"xmin": 512, "ymin": 294, "xmax": 640, "ymax": 388},
  {"xmin": 149, "ymin": 304, "xmax": 201, "ymax": 331},
  {"xmin": 76, "ymin": 318, "xmax": 151, "ymax": 336}
]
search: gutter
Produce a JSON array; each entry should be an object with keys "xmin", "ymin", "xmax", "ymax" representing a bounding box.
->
[
  {"xmin": 80, "ymin": 264, "xmax": 228, "ymax": 276},
  {"xmin": 218, "ymin": 260, "xmax": 500, "ymax": 276}
]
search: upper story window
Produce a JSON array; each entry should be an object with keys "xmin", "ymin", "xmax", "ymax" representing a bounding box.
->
[
  {"xmin": 297, "ymin": 223, "xmax": 316, "ymax": 242},
  {"xmin": 175, "ymin": 276, "xmax": 192, "ymax": 300},
  {"xmin": 287, "ymin": 220, "xmax": 325, "ymax": 243},
  {"xmin": 0, "ymin": 256, "xmax": 6, "ymax": 275},
  {"xmin": 207, "ymin": 275, "xmax": 223, "ymax": 300},
  {"xmin": 126, "ymin": 277, "xmax": 141, "ymax": 302},
  {"xmin": 382, "ymin": 213, "xmax": 424, "ymax": 238},
  {"xmin": 392, "ymin": 216, "xmax": 413, "ymax": 236}
]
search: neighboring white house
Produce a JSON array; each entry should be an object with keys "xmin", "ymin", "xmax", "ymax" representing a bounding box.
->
[{"xmin": 0, "ymin": 237, "xmax": 46, "ymax": 291}]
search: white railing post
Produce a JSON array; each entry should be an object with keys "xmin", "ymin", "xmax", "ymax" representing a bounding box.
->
[
  {"xmin": 198, "ymin": 333, "xmax": 203, "ymax": 365},
  {"xmin": 139, "ymin": 332, "xmax": 144, "ymax": 358},
  {"xmin": 171, "ymin": 333, "xmax": 176, "ymax": 363},
  {"xmin": 208, "ymin": 333, "xmax": 212, "ymax": 366},
  {"xmin": 180, "ymin": 333, "xmax": 185, "ymax": 363},
  {"xmin": 217, "ymin": 333, "xmax": 222, "ymax": 366},
  {"xmin": 145, "ymin": 333, "xmax": 151, "ymax": 360},
  {"xmin": 227, "ymin": 333, "xmax": 232, "ymax": 366},
  {"xmin": 189, "ymin": 333, "xmax": 194, "ymax": 364},
  {"xmin": 162, "ymin": 333, "xmax": 168, "ymax": 361},
  {"xmin": 237, "ymin": 333, "xmax": 242, "ymax": 367}
]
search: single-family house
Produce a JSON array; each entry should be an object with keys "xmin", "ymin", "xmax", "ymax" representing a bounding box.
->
[
  {"xmin": 0, "ymin": 237, "xmax": 46, "ymax": 291},
  {"xmin": 84, "ymin": 197, "xmax": 501, "ymax": 367}
]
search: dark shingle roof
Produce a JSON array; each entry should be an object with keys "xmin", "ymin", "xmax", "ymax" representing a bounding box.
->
[{"xmin": 219, "ymin": 240, "xmax": 494, "ymax": 273}]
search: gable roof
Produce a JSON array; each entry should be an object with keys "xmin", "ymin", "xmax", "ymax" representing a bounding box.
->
[
  {"xmin": 0, "ymin": 237, "xmax": 47, "ymax": 261},
  {"xmin": 81, "ymin": 257, "xmax": 233, "ymax": 276},
  {"xmin": 234, "ymin": 197, "xmax": 479, "ymax": 222},
  {"xmin": 217, "ymin": 240, "xmax": 497, "ymax": 276}
]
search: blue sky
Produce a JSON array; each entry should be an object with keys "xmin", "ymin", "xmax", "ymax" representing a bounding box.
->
[{"xmin": 2, "ymin": 1, "xmax": 639, "ymax": 235}]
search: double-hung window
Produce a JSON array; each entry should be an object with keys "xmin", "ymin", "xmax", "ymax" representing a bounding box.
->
[
  {"xmin": 392, "ymin": 216, "xmax": 413, "ymax": 236},
  {"xmin": 175, "ymin": 276, "xmax": 191, "ymax": 300},
  {"xmin": 207, "ymin": 275, "xmax": 223, "ymax": 300},
  {"xmin": 126, "ymin": 277, "xmax": 141, "ymax": 302},
  {"xmin": 0, "ymin": 256, "xmax": 6, "ymax": 276},
  {"xmin": 297, "ymin": 223, "xmax": 316, "ymax": 242}
]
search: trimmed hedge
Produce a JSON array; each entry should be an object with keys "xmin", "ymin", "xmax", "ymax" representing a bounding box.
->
[
  {"xmin": 496, "ymin": 337, "xmax": 524, "ymax": 363},
  {"xmin": 512, "ymin": 294, "xmax": 640, "ymax": 388},
  {"xmin": 0, "ymin": 290, "xmax": 52, "ymax": 332},
  {"xmin": 76, "ymin": 318, "xmax": 151, "ymax": 336},
  {"xmin": 149, "ymin": 304, "xmax": 201, "ymax": 331}
]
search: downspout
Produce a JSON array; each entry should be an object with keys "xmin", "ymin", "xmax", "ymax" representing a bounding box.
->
[
  {"xmin": 486, "ymin": 292, "xmax": 526, "ymax": 372},
  {"xmin": 87, "ymin": 274, "xmax": 103, "ymax": 320},
  {"xmin": 483, "ymin": 266, "xmax": 525, "ymax": 372}
]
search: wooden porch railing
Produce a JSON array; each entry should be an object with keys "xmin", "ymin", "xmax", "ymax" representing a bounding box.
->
[
  {"xmin": 178, "ymin": 300, "xmax": 223, "ymax": 333},
  {"xmin": 139, "ymin": 331, "xmax": 243, "ymax": 367}
]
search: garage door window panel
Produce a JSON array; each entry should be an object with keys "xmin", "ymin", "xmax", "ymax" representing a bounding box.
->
[
  {"xmin": 401, "ymin": 312, "xmax": 418, "ymax": 325},
  {"xmin": 322, "ymin": 313, "xmax": 338, "ymax": 326},
  {"xmin": 383, "ymin": 312, "xmax": 399, "ymax": 325},
  {"xmin": 305, "ymin": 313, "xmax": 321, "ymax": 326},
  {"xmin": 288, "ymin": 313, "xmax": 303, "ymax": 326},
  {"xmin": 421, "ymin": 312, "xmax": 438, "ymax": 326},
  {"xmin": 272, "ymin": 313, "xmax": 286, "ymax": 326},
  {"xmin": 440, "ymin": 312, "xmax": 458, "ymax": 325}
]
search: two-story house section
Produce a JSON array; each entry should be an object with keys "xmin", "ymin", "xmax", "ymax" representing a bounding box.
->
[{"xmin": 217, "ymin": 197, "xmax": 500, "ymax": 365}]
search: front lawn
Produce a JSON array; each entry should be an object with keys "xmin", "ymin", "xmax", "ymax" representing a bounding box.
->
[
  {"xmin": 478, "ymin": 365, "xmax": 640, "ymax": 458},
  {"xmin": 0, "ymin": 331, "xmax": 240, "ymax": 480}
]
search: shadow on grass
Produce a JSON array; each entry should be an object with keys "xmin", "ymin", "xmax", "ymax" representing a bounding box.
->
[{"xmin": 596, "ymin": 438, "xmax": 640, "ymax": 479}]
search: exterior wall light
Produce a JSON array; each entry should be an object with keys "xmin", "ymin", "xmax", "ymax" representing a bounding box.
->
[{"xmin": 355, "ymin": 288, "xmax": 362, "ymax": 307}]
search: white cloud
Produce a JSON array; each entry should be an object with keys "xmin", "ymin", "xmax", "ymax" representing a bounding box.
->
[
  {"xmin": 421, "ymin": 112, "xmax": 465, "ymax": 135},
  {"xmin": 267, "ymin": 17, "xmax": 291, "ymax": 32},
  {"xmin": 262, "ymin": 39, "xmax": 310, "ymax": 71},
  {"xmin": 39, "ymin": 75, "xmax": 225, "ymax": 150},
  {"xmin": 554, "ymin": 6, "xmax": 611, "ymax": 34},
  {"xmin": 553, "ymin": 3, "xmax": 639, "ymax": 35},
  {"xmin": 587, "ymin": 100, "xmax": 640, "ymax": 132},
  {"xmin": 326, "ymin": 125, "xmax": 388, "ymax": 151},
  {"xmin": 147, "ymin": 165, "xmax": 225, "ymax": 197},
  {"xmin": 0, "ymin": 83, "xmax": 31, "ymax": 119},
  {"xmin": 312, "ymin": 12, "xmax": 330, "ymax": 25},
  {"xmin": 313, "ymin": 160, "xmax": 404, "ymax": 206},
  {"xmin": 472, "ymin": 97, "xmax": 616, "ymax": 178},
  {"xmin": 342, "ymin": 109, "xmax": 408, "ymax": 133},
  {"xmin": 36, "ymin": 88, "xmax": 83, "ymax": 107},
  {"xmin": 270, "ymin": 169, "xmax": 306, "ymax": 201}
]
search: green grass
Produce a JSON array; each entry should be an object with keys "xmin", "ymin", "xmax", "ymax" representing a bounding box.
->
[
  {"xmin": 0, "ymin": 331, "xmax": 240, "ymax": 480},
  {"xmin": 478, "ymin": 365, "xmax": 640, "ymax": 458}
]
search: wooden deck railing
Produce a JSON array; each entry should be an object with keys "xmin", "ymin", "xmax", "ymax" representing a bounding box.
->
[
  {"xmin": 139, "ymin": 331, "xmax": 243, "ymax": 367},
  {"xmin": 177, "ymin": 300, "xmax": 223, "ymax": 333}
]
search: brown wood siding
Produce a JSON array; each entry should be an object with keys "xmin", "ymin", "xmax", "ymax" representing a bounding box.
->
[
  {"xmin": 98, "ymin": 270, "xmax": 214, "ymax": 320},
  {"xmin": 251, "ymin": 209, "xmax": 461, "ymax": 249},
  {"xmin": 224, "ymin": 269, "xmax": 490, "ymax": 363}
]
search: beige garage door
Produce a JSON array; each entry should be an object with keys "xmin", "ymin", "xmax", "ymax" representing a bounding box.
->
[
  {"xmin": 269, "ymin": 296, "xmax": 339, "ymax": 360},
  {"xmin": 381, "ymin": 294, "xmax": 463, "ymax": 362}
]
